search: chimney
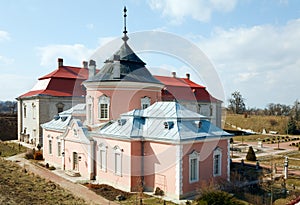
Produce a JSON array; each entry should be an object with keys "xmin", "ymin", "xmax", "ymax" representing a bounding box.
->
[
  {"xmin": 172, "ymin": 71, "xmax": 176, "ymax": 78},
  {"xmin": 58, "ymin": 58, "xmax": 63, "ymax": 67},
  {"xmin": 88, "ymin": 60, "xmax": 96, "ymax": 80},
  {"xmin": 186, "ymin": 73, "xmax": 190, "ymax": 80},
  {"xmin": 82, "ymin": 61, "xmax": 88, "ymax": 69}
]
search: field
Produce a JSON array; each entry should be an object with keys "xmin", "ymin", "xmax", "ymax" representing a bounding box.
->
[
  {"xmin": 224, "ymin": 114, "xmax": 289, "ymax": 134},
  {"xmin": 0, "ymin": 141, "xmax": 27, "ymax": 157},
  {"xmin": 0, "ymin": 157, "xmax": 86, "ymax": 205}
]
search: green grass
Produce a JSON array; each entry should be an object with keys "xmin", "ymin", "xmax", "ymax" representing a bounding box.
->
[
  {"xmin": 0, "ymin": 157, "xmax": 87, "ymax": 204},
  {"xmin": 0, "ymin": 141, "xmax": 27, "ymax": 157}
]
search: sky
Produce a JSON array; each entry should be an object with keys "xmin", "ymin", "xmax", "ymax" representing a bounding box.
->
[{"xmin": 0, "ymin": 0, "xmax": 300, "ymax": 108}]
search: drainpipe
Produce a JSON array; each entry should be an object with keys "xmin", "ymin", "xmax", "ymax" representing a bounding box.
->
[{"xmin": 141, "ymin": 139, "xmax": 145, "ymax": 191}]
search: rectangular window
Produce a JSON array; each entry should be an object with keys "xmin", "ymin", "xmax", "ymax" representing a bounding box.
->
[
  {"xmin": 190, "ymin": 158, "xmax": 198, "ymax": 182},
  {"xmin": 57, "ymin": 142, "xmax": 61, "ymax": 157},
  {"xmin": 32, "ymin": 106, "xmax": 36, "ymax": 119},
  {"xmin": 142, "ymin": 104, "xmax": 149, "ymax": 109},
  {"xmin": 24, "ymin": 107, "xmax": 27, "ymax": 118},
  {"xmin": 57, "ymin": 107, "xmax": 63, "ymax": 113},
  {"xmin": 100, "ymin": 104, "xmax": 108, "ymax": 119},
  {"xmin": 49, "ymin": 140, "xmax": 52, "ymax": 155},
  {"xmin": 100, "ymin": 150, "xmax": 107, "ymax": 171},
  {"xmin": 213, "ymin": 154, "xmax": 221, "ymax": 176},
  {"xmin": 115, "ymin": 153, "xmax": 122, "ymax": 176}
]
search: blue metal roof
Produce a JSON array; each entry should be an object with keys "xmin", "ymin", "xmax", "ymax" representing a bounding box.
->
[{"xmin": 99, "ymin": 102, "xmax": 231, "ymax": 142}]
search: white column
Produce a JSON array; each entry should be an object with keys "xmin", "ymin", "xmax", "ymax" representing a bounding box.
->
[{"xmin": 175, "ymin": 144, "xmax": 183, "ymax": 198}]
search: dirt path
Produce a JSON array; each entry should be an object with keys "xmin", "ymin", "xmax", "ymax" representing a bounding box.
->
[{"xmin": 6, "ymin": 154, "xmax": 117, "ymax": 205}]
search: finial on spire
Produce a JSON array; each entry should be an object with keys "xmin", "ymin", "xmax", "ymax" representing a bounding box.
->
[{"xmin": 122, "ymin": 6, "xmax": 129, "ymax": 42}]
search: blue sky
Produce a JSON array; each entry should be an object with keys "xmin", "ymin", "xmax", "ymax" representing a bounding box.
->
[{"xmin": 0, "ymin": 0, "xmax": 300, "ymax": 108}]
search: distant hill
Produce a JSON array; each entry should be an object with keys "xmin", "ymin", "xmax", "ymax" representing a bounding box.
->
[
  {"xmin": 0, "ymin": 113, "xmax": 17, "ymax": 141},
  {"xmin": 224, "ymin": 114, "xmax": 290, "ymax": 135}
]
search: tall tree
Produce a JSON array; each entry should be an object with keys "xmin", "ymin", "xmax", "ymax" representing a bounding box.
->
[{"xmin": 228, "ymin": 91, "xmax": 246, "ymax": 114}]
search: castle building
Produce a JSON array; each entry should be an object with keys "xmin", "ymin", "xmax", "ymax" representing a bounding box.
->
[
  {"xmin": 41, "ymin": 7, "xmax": 231, "ymax": 200},
  {"xmin": 16, "ymin": 59, "xmax": 88, "ymax": 146}
]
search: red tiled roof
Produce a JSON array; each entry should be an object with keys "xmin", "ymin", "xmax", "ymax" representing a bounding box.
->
[
  {"xmin": 39, "ymin": 66, "xmax": 88, "ymax": 80},
  {"xmin": 154, "ymin": 75, "xmax": 220, "ymax": 103},
  {"xmin": 18, "ymin": 65, "xmax": 87, "ymax": 98},
  {"xmin": 154, "ymin": 75, "xmax": 205, "ymax": 88}
]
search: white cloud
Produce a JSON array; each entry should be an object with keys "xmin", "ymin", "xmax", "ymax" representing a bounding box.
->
[
  {"xmin": 0, "ymin": 55, "xmax": 14, "ymax": 65},
  {"xmin": 37, "ymin": 44, "xmax": 94, "ymax": 67},
  {"xmin": 148, "ymin": 0, "xmax": 237, "ymax": 23},
  {"xmin": 198, "ymin": 18, "xmax": 300, "ymax": 107},
  {"xmin": 0, "ymin": 31, "xmax": 10, "ymax": 42}
]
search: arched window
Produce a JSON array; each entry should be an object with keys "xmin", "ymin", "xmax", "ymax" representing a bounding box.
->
[
  {"xmin": 113, "ymin": 145, "xmax": 122, "ymax": 176},
  {"xmin": 189, "ymin": 150, "xmax": 199, "ymax": 183},
  {"xmin": 56, "ymin": 102, "xmax": 64, "ymax": 114},
  {"xmin": 213, "ymin": 147, "xmax": 222, "ymax": 177},
  {"xmin": 23, "ymin": 104, "xmax": 27, "ymax": 118},
  {"xmin": 141, "ymin": 96, "xmax": 151, "ymax": 109},
  {"xmin": 86, "ymin": 96, "xmax": 94, "ymax": 124},
  {"xmin": 99, "ymin": 143, "xmax": 107, "ymax": 172},
  {"xmin": 98, "ymin": 95, "xmax": 110, "ymax": 120}
]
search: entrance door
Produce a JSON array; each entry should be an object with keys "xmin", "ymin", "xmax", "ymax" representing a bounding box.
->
[{"xmin": 73, "ymin": 152, "xmax": 78, "ymax": 171}]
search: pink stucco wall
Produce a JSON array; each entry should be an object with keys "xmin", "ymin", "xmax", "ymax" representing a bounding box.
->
[
  {"xmin": 87, "ymin": 87, "xmax": 161, "ymax": 124},
  {"xmin": 181, "ymin": 139, "xmax": 229, "ymax": 196},
  {"xmin": 63, "ymin": 139, "xmax": 91, "ymax": 179},
  {"xmin": 93, "ymin": 137, "xmax": 135, "ymax": 192},
  {"xmin": 143, "ymin": 141, "xmax": 177, "ymax": 196},
  {"xmin": 42, "ymin": 129, "xmax": 63, "ymax": 167}
]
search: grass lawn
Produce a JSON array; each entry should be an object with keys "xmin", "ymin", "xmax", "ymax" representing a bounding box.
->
[
  {"xmin": 0, "ymin": 141, "xmax": 27, "ymax": 157},
  {"xmin": 0, "ymin": 157, "xmax": 86, "ymax": 204}
]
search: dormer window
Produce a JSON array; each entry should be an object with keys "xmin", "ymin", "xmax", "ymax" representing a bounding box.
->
[
  {"xmin": 118, "ymin": 119, "xmax": 126, "ymax": 126},
  {"xmin": 194, "ymin": 121, "xmax": 202, "ymax": 129},
  {"xmin": 164, "ymin": 121, "xmax": 174, "ymax": 130},
  {"xmin": 61, "ymin": 116, "xmax": 68, "ymax": 122},
  {"xmin": 54, "ymin": 115, "xmax": 60, "ymax": 121},
  {"xmin": 56, "ymin": 102, "xmax": 64, "ymax": 114},
  {"xmin": 141, "ymin": 97, "xmax": 151, "ymax": 109},
  {"xmin": 98, "ymin": 95, "xmax": 110, "ymax": 120}
]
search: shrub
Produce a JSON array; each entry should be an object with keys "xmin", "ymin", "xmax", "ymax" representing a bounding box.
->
[
  {"xmin": 49, "ymin": 166, "xmax": 56, "ymax": 170},
  {"xmin": 246, "ymin": 146, "xmax": 256, "ymax": 161},
  {"xmin": 25, "ymin": 150, "xmax": 34, "ymax": 159},
  {"xmin": 154, "ymin": 187, "xmax": 164, "ymax": 196},
  {"xmin": 196, "ymin": 190, "xmax": 243, "ymax": 205},
  {"xmin": 34, "ymin": 152, "xmax": 43, "ymax": 160}
]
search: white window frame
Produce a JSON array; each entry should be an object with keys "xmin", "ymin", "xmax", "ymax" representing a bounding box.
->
[
  {"xmin": 141, "ymin": 96, "xmax": 151, "ymax": 109},
  {"xmin": 113, "ymin": 145, "xmax": 122, "ymax": 176},
  {"xmin": 32, "ymin": 103, "xmax": 36, "ymax": 119},
  {"xmin": 99, "ymin": 143, "xmax": 107, "ymax": 172},
  {"xmin": 98, "ymin": 95, "xmax": 110, "ymax": 120},
  {"xmin": 23, "ymin": 104, "xmax": 27, "ymax": 118},
  {"xmin": 213, "ymin": 147, "xmax": 222, "ymax": 177},
  {"xmin": 189, "ymin": 150, "xmax": 199, "ymax": 183},
  {"xmin": 49, "ymin": 140, "xmax": 52, "ymax": 155},
  {"xmin": 57, "ymin": 141, "xmax": 61, "ymax": 157},
  {"xmin": 86, "ymin": 96, "xmax": 94, "ymax": 124}
]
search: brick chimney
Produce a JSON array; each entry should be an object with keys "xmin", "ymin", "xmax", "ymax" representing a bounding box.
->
[
  {"xmin": 186, "ymin": 73, "xmax": 190, "ymax": 80},
  {"xmin": 88, "ymin": 60, "xmax": 96, "ymax": 79},
  {"xmin": 58, "ymin": 58, "xmax": 63, "ymax": 67},
  {"xmin": 82, "ymin": 61, "xmax": 88, "ymax": 69},
  {"xmin": 172, "ymin": 71, "xmax": 176, "ymax": 78}
]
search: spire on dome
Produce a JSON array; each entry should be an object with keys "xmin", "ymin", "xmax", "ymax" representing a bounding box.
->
[{"xmin": 122, "ymin": 6, "xmax": 129, "ymax": 42}]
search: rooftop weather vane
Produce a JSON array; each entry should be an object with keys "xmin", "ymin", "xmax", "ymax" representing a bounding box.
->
[{"xmin": 122, "ymin": 6, "xmax": 129, "ymax": 42}]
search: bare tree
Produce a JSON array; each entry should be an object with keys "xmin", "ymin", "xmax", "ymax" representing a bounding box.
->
[{"xmin": 228, "ymin": 91, "xmax": 246, "ymax": 114}]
